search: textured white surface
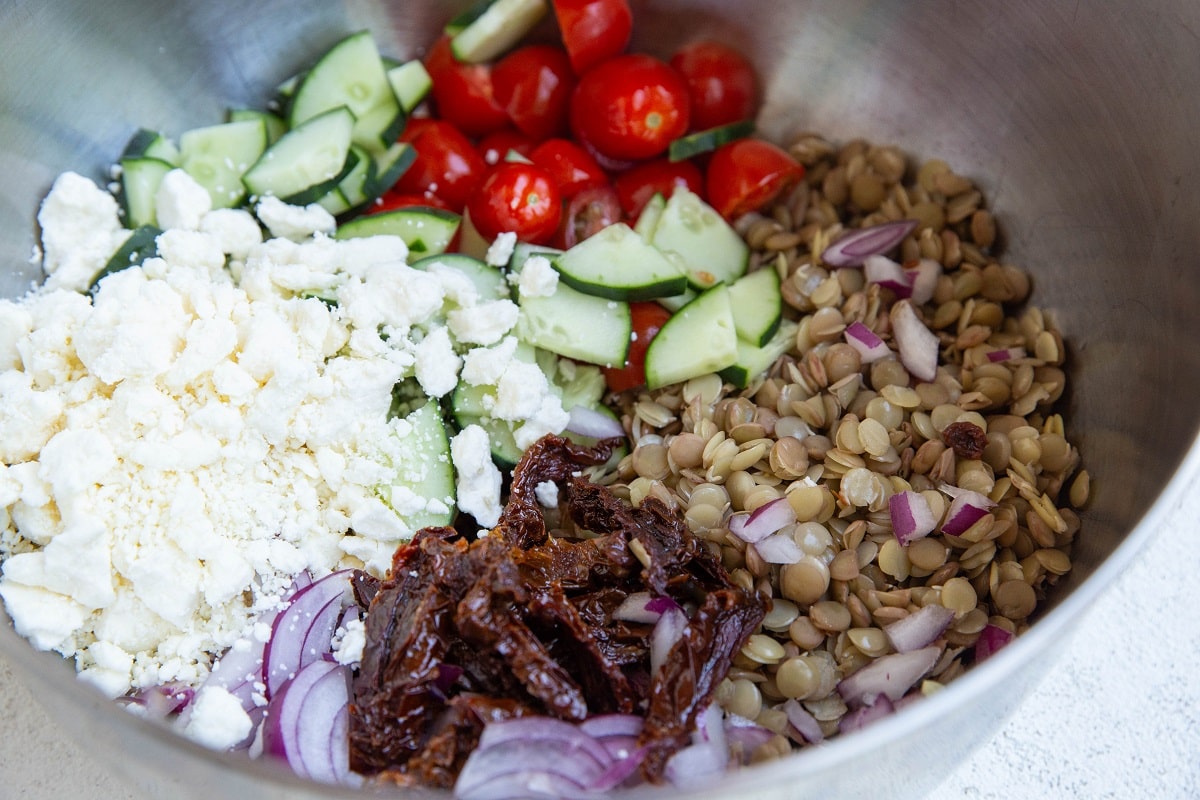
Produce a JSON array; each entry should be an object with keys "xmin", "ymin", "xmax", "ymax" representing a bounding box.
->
[{"xmin": 1, "ymin": 485, "xmax": 1198, "ymax": 799}]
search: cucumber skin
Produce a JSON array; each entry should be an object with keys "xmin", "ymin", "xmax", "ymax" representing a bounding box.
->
[{"xmin": 643, "ymin": 283, "xmax": 739, "ymax": 389}]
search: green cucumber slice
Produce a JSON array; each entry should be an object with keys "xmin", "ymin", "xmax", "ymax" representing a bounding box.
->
[
  {"xmin": 243, "ymin": 106, "xmax": 356, "ymax": 205},
  {"xmin": 553, "ymin": 222, "xmax": 687, "ymax": 301},
  {"xmin": 650, "ymin": 187, "xmax": 749, "ymax": 291},
  {"xmin": 667, "ymin": 120, "xmax": 755, "ymax": 162},
  {"xmin": 228, "ymin": 108, "xmax": 288, "ymax": 144},
  {"xmin": 719, "ymin": 318, "xmax": 799, "ymax": 389},
  {"xmin": 728, "ymin": 267, "xmax": 783, "ymax": 347},
  {"xmin": 334, "ymin": 207, "xmax": 461, "ymax": 261},
  {"xmin": 643, "ymin": 283, "xmax": 738, "ymax": 389},
  {"xmin": 118, "ymin": 157, "xmax": 173, "ymax": 228},
  {"xmin": 377, "ymin": 401, "xmax": 455, "ymax": 530},
  {"xmin": 445, "ymin": 0, "xmax": 495, "ymax": 35},
  {"xmin": 318, "ymin": 144, "xmax": 375, "ymax": 216},
  {"xmin": 386, "ymin": 60, "xmax": 433, "ymax": 114},
  {"xmin": 516, "ymin": 280, "xmax": 631, "ymax": 367},
  {"xmin": 633, "ymin": 192, "xmax": 666, "ymax": 240},
  {"xmin": 89, "ymin": 226, "xmax": 160, "ymax": 295},
  {"xmin": 410, "ymin": 252, "xmax": 510, "ymax": 301},
  {"xmin": 179, "ymin": 119, "xmax": 268, "ymax": 208},
  {"xmin": 121, "ymin": 128, "xmax": 180, "ymax": 166},
  {"xmin": 365, "ymin": 141, "xmax": 416, "ymax": 198},
  {"xmin": 449, "ymin": 0, "xmax": 549, "ymax": 63}
]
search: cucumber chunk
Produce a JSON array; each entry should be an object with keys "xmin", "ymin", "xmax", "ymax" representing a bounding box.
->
[
  {"xmin": 667, "ymin": 120, "xmax": 755, "ymax": 162},
  {"xmin": 516, "ymin": 280, "xmax": 632, "ymax": 367},
  {"xmin": 728, "ymin": 267, "xmax": 783, "ymax": 347},
  {"xmin": 644, "ymin": 283, "xmax": 739, "ymax": 389},
  {"xmin": 633, "ymin": 192, "xmax": 666, "ymax": 240},
  {"xmin": 317, "ymin": 144, "xmax": 375, "ymax": 216},
  {"xmin": 386, "ymin": 60, "xmax": 433, "ymax": 114},
  {"xmin": 121, "ymin": 128, "xmax": 180, "ymax": 166},
  {"xmin": 228, "ymin": 108, "xmax": 288, "ymax": 144},
  {"xmin": 119, "ymin": 157, "xmax": 173, "ymax": 228},
  {"xmin": 449, "ymin": 0, "xmax": 550, "ymax": 63},
  {"xmin": 553, "ymin": 222, "xmax": 687, "ymax": 301},
  {"xmin": 719, "ymin": 319, "xmax": 799, "ymax": 389},
  {"xmin": 89, "ymin": 226, "xmax": 160, "ymax": 295},
  {"xmin": 365, "ymin": 141, "xmax": 417, "ymax": 198},
  {"xmin": 243, "ymin": 106, "xmax": 356, "ymax": 205},
  {"xmin": 334, "ymin": 207, "xmax": 461, "ymax": 261},
  {"xmin": 650, "ymin": 187, "xmax": 749, "ymax": 290},
  {"xmin": 378, "ymin": 401, "xmax": 455, "ymax": 530},
  {"xmin": 179, "ymin": 119, "xmax": 268, "ymax": 208}
]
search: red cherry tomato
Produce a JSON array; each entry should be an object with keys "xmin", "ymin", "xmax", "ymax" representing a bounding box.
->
[
  {"xmin": 669, "ymin": 40, "xmax": 759, "ymax": 131},
  {"xmin": 613, "ymin": 157, "xmax": 705, "ymax": 218},
  {"xmin": 423, "ymin": 36, "xmax": 509, "ymax": 137},
  {"xmin": 369, "ymin": 191, "xmax": 452, "ymax": 214},
  {"xmin": 478, "ymin": 128, "xmax": 537, "ymax": 167},
  {"xmin": 528, "ymin": 138, "xmax": 608, "ymax": 198},
  {"xmin": 562, "ymin": 184, "xmax": 622, "ymax": 248},
  {"xmin": 602, "ymin": 302, "xmax": 672, "ymax": 393},
  {"xmin": 468, "ymin": 162, "xmax": 563, "ymax": 244},
  {"xmin": 393, "ymin": 118, "xmax": 487, "ymax": 213},
  {"xmin": 570, "ymin": 54, "xmax": 691, "ymax": 162},
  {"xmin": 551, "ymin": 0, "xmax": 633, "ymax": 75},
  {"xmin": 705, "ymin": 138, "xmax": 805, "ymax": 220},
  {"xmin": 492, "ymin": 45, "xmax": 576, "ymax": 141}
]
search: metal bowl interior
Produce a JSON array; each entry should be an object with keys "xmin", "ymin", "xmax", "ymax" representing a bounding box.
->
[{"xmin": 2, "ymin": 1, "xmax": 1199, "ymax": 798}]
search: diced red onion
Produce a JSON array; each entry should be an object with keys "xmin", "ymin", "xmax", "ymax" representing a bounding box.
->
[
  {"xmin": 263, "ymin": 570, "xmax": 353, "ymax": 698},
  {"xmin": 837, "ymin": 646, "xmax": 941, "ymax": 708},
  {"xmin": 974, "ymin": 623, "xmax": 1015, "ymax": 663},
  {"xmin": 650, "ymin": 605, "xmax": 689, "ymax": 676},
  {"xmin": 888, "ymin": 490, "xmax": 938, "ymax": 545},
  {"xmin": 844, "ymin": 321, "xmax": 890, "ymax": 363},
  {"xmin": 695, "ymin": 702, "xmax": 726, "ymax": 752},
  {"xmin": 863, "ymin": 254, "xmax": 913, "ymax": 297},
  {"xmin": 118, "ymin": 683, "xmax": 195, "ymax": 719},
  {"xmin": 578, "ymin": 714, "xmax": 644, "ymax": 763},
  {"xmin": 904, "ymin": 258, "xmax": 941, "ymax": 305},
  {"xmin": 476, "ymin": 717, "xmax": 612, "ymax": 769},
  {"xmin": 890, "ymin": 300, "xmax": 939, "ymax": 382},
  {"xmin": 782, "ymin": 698, "xmax": 824, "ymax": 744},
  {"xmin": 566, "ymin": 404, "xmax": 626, "ymax": 440},
  {"xmin": 261, "ymin": 659, "xmax": 353, "ymax": 785},
  {"xmin": 613, "ymin": 592, "xmax": 679, "ymax": 624},
  {"xmin": 939, "ymin": 486, "xmax": 997, "ymax": 536},
  {"xmin": 753, "ymin": 531, "xmax": 804, "ymax": 564},
  {"xmin": 727, "ymin": 497, "xmax": 796, "ymax": 544},
  {"xmin": 838, "ymin": 694, "xmax": 895, "ymax": 734},
  {"xmin": 986, "ymin": 346, "xmax": 1027, "ymax": 363},
  {"xmin": 884, "ymin": 604, "xmax": 956, "ymax": 653},
  {"xmin": 663, "ymin": 741, "xmax": 728, "ymax": 789},
  {"xmin": 723, "ymin": 713, "xmax": 775, "ymax": 762},
  {"xmin": 822, "ymin": 219, "xmax": 919, "ymax": 267}
]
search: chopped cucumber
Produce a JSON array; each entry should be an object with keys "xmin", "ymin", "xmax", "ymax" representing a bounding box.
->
[
  {"xmin": 449, "ymin": 0, "xmax": 549, "ymax": 63},
  {"xmin": 334, "ymin": 207, "xmax": 461, "ymax": 261},
  {"xmin": 386, "ymin": 60, "xmax": 433, "ymax": 114},
  {"xmin": 516, "ymin": 279, "xmax": 631, "ymax": 367},
  {"xmin": 118, "ymin": 156, "xmax": 173, "ymax": 228},
  {"xmin": 728, "ymin": 267, "xmax": 783, "ymax": 347},
  {"xmin": 656, "ymin": 287, "xmax": 697, "ymax": 313},
  {"xmin": 243, "ymin": 106, "xmax": 356, "ymax": 205},
  {"xmin": 378, "ymin": 401, "xmax": 455, "ymax": 530},
  {"xmin": 719, "ymin": 319, "xmax": 799, "ymax": 389},
  {"xmin": 179, "ymin": 119, "xmax": 268, "ymax": 208},
  {"xmin": 667, "ymin": 120, "xmax": 755, "ymax": 162},
  {"xmin": 445, "ymin": 0, "xmax": 495, "ymax": 36},
  {"xmin": 633, "ymin": 192, "xmax": 666, "ymax": 240},
  {"xmin": 509, "ymin": 241, "xmax": 561, "ymax": 272},
  {"xmin": 365, "ymin": 141, "xmax": 416, "ymax": 198},
  {"xmin": 643, "ymin": 283, "xmax": 738, "ymax": 389},
  {"xmin": 228, "ymin": 108, "xmax": 288, "ymax": 144},
  {"xmin": 535, "ymin": 348, "xmax": 607, "ymax": 412},
  {"xmin": 410, "ymin": 253, "xmax": 510, "ymax": 301},
  {"xmin": 553, "ymin": 222, "xmax": 687, "ymax": 301},
  {"xmin": 121, "ymin": 128, "xmax": 179, "ymax": 166},
  {"xmin": 317, "ymin": 144, "xmax": 376, "ymax": 216},
  {"xmin": 650, "ymin": 187, "xmax": 749, "ymax": 290},
  {"xmin": 89, "ymin": 226, "xmax": 160, "ymax": 295},
  {"xmin": 289, "ymin": 31, "xmax": 402, "ymax": 152}
]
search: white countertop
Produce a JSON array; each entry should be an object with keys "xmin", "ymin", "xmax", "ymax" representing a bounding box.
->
[{"xmin": 3, "ymin": 484, "xmax": 1198, "ymax": 799}]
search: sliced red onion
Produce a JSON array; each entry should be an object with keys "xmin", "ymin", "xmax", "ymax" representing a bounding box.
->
[
  {"xmin": 650, "ymin": 605, "xmax": 689, "ymax": 676},
  {"xmin": 986, "ymin": 346, "xmax": 1027, "ymax": 363},
  {"xmin": 863, "ymin": 254, "xmax": 913, "ymax": 297},
  {"xmin": 837, "ymin": 646, "xmax": 940, "ymax": 708},
  {"xmin": 904, "ymin": 258, "xmax": 941, "ymax": 305},
  {"xmin": 459, "ymin": 719, "xmax": 616, "ymax": 799},
  {"xmin": 579, "ymin": 714, "xmax": 644, "ymax": 763},
  {"xmin": 663, "ymin": 741, "xmax": 728, "ymax": 789},
  {"xmin": 753, "ymin": 531, "xmax": 804, "ymax": 564},
  {"xmin": 566, "ymin": 404, "xmax": 625, "ymax": 440},
  {"xmin": 728, "ymin": 497, "xmax": 796, "ymax": 544},
  {"xmin": 888, "ymin": 490, "xmax": 937, "ymax": 545},
  {"xmin": 782, "ymin": 698, "xmax": 824, "ymax": 744},
  {"xmin": 890, "ymin": 300, "xmax": 939, "ymax": 382},
  {"xmin": 884, "ymin": 604, "xmax": 956, "ymax": 653},
  {"xmin": 821, "ymin": 219, "xmax": 918, "ymax": 267},
  {"xmin": 844, "ymin": 321, "xmax": 890, "ymax": 363},
  {"xmin": 974, "ymin": 623, "xmax": 1015, "ymax": 663},
  {"xmin": 723, "ymin": 713, "xmax": 775, "ymax": 762},
  {"xmin": 263, "ymin": 570, "xmax": 353, "ymax": 698},
  {"xmin": 118, "ymin": 683, "xmax": 195, "ymax": 719},
  {"xmin": 939, "ymin": 486, "xmax": 997, "ymax": 536},
  {"xmin": 262, "ymin": 659, "xmax": 352, "ymax": 784},
  {"xmin": 476, "ymin": 716, "xmax": 613, "ymax": 768},
  {"xmin": 838, "ymin": 694, "xmax": 895, "ymax": 734}
]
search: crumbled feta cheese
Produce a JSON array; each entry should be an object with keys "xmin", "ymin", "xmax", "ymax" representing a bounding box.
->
[
  {"xmin": 37, "ymin": 172, "xmax": 130, "ymax": 292},
  {"xmin": 535, "ymin": 480, "xmax": 559, "ymax": 509},
  {"xmin": 514, "ymin": 394, "xmax": 571, "ymax": 450},
  {"xmin": 332, "ymin": 618, "xmax": 366, "ymax": 666},
  {"xmin": 491, "ymin": 359, "xmax": 554, "ymax": 421},
  {"xmin": 447, "ymin": 298, "xmax": 520, "ymax": 345},
  {"xmin": 155, "ymin": 229, "xmax": 226, "ymax": 273},
  {"xmin": 200, "ymin": 208, "xmax": 263, "ymax": 260},
  {"xmin": 485, "ymin": 231, "xmax": 517, "ymax": 267},
  {"xmin": 414, "ymin": 326, "xmax": 462, "ymax": 398},
  {"xmin": 184, "ymin": 685, "xmax": 253, "ymax": 750},
  {"xmin": 254, "ymin": 196, "xmax": 336, "ymax": 241},
  {"xmin": 515, "ymin": 254, "xmax": 559, "ymax": 298},
  {"xmin": 155, "ymin": 169, "xmax": 212, "ymax": 231},
  {"xmin": 78, "ymin": 641, "xmax": 134, "ymax": 698},
  {"xmin": 451, "ymin": 425, "xmax": 502, "ymax": 527},
  {"xmin": 461, "ymin": 336, "xmax": 519, "ymax": 387}
]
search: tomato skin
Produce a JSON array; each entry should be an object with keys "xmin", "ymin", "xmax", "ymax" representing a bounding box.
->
[
  {"xmin": 552, "ymin": 0, "xmax": 633, "ymax": 75},
  {"xmin": 570, "ymin": 54, "xmax": 691, "ymax": 162},
  {"xmin": 468, "ymin": 162, "xmax": 563, "ymax": 244},
  {"xmin": 492, "ymin": 45, "xmax": 576, "ymax": 141},
  {"xmin": 562, "ymin": 184, "xmax": 622, "ymax": 248},
  {"xmin": 424, "ymin": 36, "xmax": 509, "ymax": 137},
  {"xmin": 613, "ymin": 157, "xmax": 705, "ymax": 218},
  {"xmin": 369, "ymin": 191, "xmax": 452, "ymax": 214},
  {"xmin": 528, "ymin": 138, "xmax": 608, "ymax": 198},
  {"xmin": 393, "ymin": 118, "xmax": 487, "ymax": 213},
  {"xmin": 478, "ymin": 128, "xmax": 537, "ymax": 167},
  {"xmin": 669, "ymin": 40, "xmax": 759, "ymax": 131},
  {"xmin": 602, "ymin": 302, "xmax": 672, "ymax": 392},
  {"xmin": 705, "ymin": 138, "xmax": 805, "ymax": 220}
]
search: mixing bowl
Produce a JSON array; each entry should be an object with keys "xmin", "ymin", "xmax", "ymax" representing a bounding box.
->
[{"xmin": 2, "ymin": 1, "xmax": 1199, "ymax": 798}]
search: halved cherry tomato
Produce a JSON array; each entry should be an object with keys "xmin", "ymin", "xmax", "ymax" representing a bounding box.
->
[
  {"xmin": 601, "ymin": 301, "xmax": 672, "ymax": 392},
  {"xmin": 424, "ymin": 36, "xmax": 509, "ymax": 137},
  {"xmin": 468, "ymin": 162, "xmax": 563, "ymax": 244},
  {"xmin": 478, "ymin": 128, "xmax": 537, "ymax": 167},
  {"xmin": 570, "ymin": 54, "xmax": 691, "ymax": 162},
  {"xmin": 369, "ymin": 191, "xmax": 452, "ymax": 214},
  {"xmin": 705, "ymin": 138, "xmax": 805, "ymax": 220},
  {"xmin": 669, "ymin": 40, "xmax": 759, "ymax": 131},
  {"xmin": 529, "ymin": 138, "xmax": 608, "ymax": 198},
  {"xmin": 551, "ymin": 0, "xmax": 633, "ymax": 75},
  {"xmin": 613, "ymin": 157, "xmax": 705, "ymax": 218},
  {"xmin": 393, "ymin": 118, "xmax": 487, "ymax": 213},
  {"xmin": 562, "ymin": 184, "xmax": 622, "ymax": 248},
  {"xmin": 492, "ymin": 45, "xmax": 576, "ymax": 141}
]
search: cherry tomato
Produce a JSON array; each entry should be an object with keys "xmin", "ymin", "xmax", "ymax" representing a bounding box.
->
[
  {"xmin": 705, "ymin": 138, "xmax": 805, "ymax": 220},
  {"xmin": 551, "ymin": 0, "xmax": 633, "ymax": 75},
  {"xmin": 562, "ymin": 185, "xmax": 622, "ymax": 248},
  {"xmin": 369, "ymin": 191, "xmax": 452, "ymax": 214},
  {"xmin": 669, "ymin": 40, "xmax": 759, "ymax": 131},
  {"xmin": 424, "ymin": 36, "xmax": 509, "ymax": 137},
  {"xmin": 393, "ymin": 118, "xmax": 487, "ymax": 213},
  {"xmin": 570, "ymin": 54, "xmax": 691, "ymax": 162},
  {"xmin": 602, "ymin": 302, "xmax": 672, "ymax": 392},
  {"xmin": 468, "ymin": 162, "xmax": 563, "ymax": 244},
  {"xmin": 528, "ymin": 138, "xmax": 608, "ymax": 198},
  {"xmin": 492, "ymin": 45, "xmax": 576, "ymax": 141},
  {"xmin": 478, "ymin": 128, "xmax": 537, "ymax": 167},
  {"xmin": 613, "ymin": 157, "xmax": 705, "ymax": 218}
]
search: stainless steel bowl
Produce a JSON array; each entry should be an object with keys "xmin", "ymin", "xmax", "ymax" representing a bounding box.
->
[{"xmin": 3, "ymin": 1, "xmax": 1199, "ymax": 798}]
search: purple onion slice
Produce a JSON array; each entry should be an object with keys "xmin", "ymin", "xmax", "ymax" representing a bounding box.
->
[{"xmin": 821, "ymin": 219, "xmax": 919, "ymax": 267}]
